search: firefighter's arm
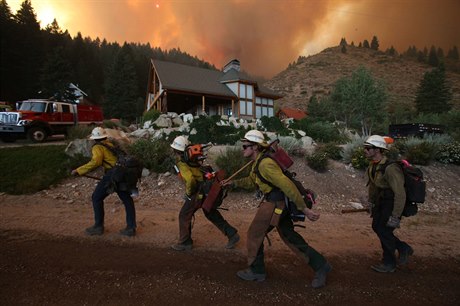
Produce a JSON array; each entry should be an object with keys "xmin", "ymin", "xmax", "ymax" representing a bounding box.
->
[
  {"xmin": 385, "ymin": 164, "xmax": 406, "ymax": 217},
  {"xmin": 232, "ymin": 174, "xmax": 257, "ymax": 191},
  {"xmin": 75, "ymin": 145, "xmax": 104, "ymax": 175}
]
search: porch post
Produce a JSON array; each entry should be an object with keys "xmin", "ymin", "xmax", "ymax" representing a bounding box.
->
[{"xmin": 202, "ymin": 96, "xmax": 205, "ymax": 114}]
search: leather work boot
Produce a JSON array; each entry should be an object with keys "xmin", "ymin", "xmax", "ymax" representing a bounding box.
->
[
  {"xmin": 236, "ymin": 269, "xmax": 266, "ymax": 282},
  {"xmin": 225, "ymin": 233, "xmax": 240, "ymax": 249},
  {"xmin": 120, "ymin": 227, "xmax": 136, "ymax": 237},
  {"xmin": 311, "ymin": 262, "xmax": 332, "ymax": 289},
  {"xmin": 399, "ymin": 246, "xmax": 414, "ymax": 265},
  {"xmin": 85, "ymin": 225, "xmax": 104, "ymax": 236},
  {"xmin": 171, "ymin": 243, "xmax": 193, "ymax": 251},
  {"xmin": 371, "ymin": 263, "xmax": 396, "ymax": 273}
]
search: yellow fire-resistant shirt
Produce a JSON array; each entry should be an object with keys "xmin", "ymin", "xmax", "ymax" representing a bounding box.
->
[
  {"xmin": 76, "ymin": 140, "xmax": 117, "ymax": 175},
  {"xmin": 176, "ymin": 159, "xmax": 204, "ymax": 196},
  {"xmin": 367, "ymin": 156, "xmax": 406, "ymax": 217},
  {"xmin": 233, "ymin": 153, "xmax": 306, "ymax": 211}
]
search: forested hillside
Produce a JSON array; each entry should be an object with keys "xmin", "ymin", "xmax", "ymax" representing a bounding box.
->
[
  {"xmin": 0, "ymin": 0, "xmax": 216, "ymax": 121},
  {"xmin": 266, "ymin": 45, "xmax": 460, "ymax": 113}
]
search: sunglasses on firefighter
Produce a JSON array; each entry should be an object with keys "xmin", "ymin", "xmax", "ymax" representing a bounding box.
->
[
  {"xmin": 364, "ymin": 146, "xmax": 376, "ymax": 151},
  {"xmin": 242, "ymin": 144, "xmax": 254, "ymax": 150}
]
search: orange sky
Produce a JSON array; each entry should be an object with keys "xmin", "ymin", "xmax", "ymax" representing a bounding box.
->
[{"xmin": 7, "ymin": 0, "xmax": 460, "ymax": 78}]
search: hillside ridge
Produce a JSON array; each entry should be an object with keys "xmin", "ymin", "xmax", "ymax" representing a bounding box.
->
[{"xmin": 265, "ymin": 45, "xmax": 460, "ymax": 112}]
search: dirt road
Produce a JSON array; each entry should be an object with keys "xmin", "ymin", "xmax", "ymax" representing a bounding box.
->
[{"xmin": 1, "ymin": 192, "xmax": 459, "ymax": 306}]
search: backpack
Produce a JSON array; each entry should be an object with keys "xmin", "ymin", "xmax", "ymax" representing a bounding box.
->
[
  {"xmin": 97, "ymin": 141, "xmax": 143, "ymax": 192},
  {"xmin": 380, "ymin": 160, "xmax": 426, "ymax": 217},
  {"xmin": 254, "ymin": 140, "xmax": 316, "ymax": 222}
]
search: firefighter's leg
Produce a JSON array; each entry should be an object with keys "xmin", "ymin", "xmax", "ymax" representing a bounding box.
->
[
  {"xmin": 277, "ymin": 212, "xmax": 327, "ymax": 271},
  {"xmin": 247, "ymin": 201, "xmax": 275, "ymax": 269},
  {"xmin": 203, "ymin": 208, "xmax": 237, "ymax": 238},
  {"xmin": 178, "ymin": 197, "xmax": 198, "ymax": 245}
]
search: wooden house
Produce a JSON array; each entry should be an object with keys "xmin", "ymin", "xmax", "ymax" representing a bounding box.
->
[{"xmin": 145, "ymin": 59, "xmax": 282, "ymax": 119}]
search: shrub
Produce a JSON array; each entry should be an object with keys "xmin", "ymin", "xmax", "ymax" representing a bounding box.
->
[
  {"xmin": 317, "ymin": 142, "xmax": 343, "ymax": 160},
  {"xmin": 66, "ymin": 125, "xmax": 93, "ymax": 141},
  {"xmin": 129, "ymin": 138, "xmax": 175, "ymax": 173},
  {"xmin": 215, "ymin": 146, "xmax": 251, "ymax": 179},
  {"xmin": 350, "ymin": 147, "xmax": 369, "ymax": 170},
  {"xmin": 189, "ymin": 115, "xmax": 244, "ymax": 145},
  {"xmin": 306, "ymin": 151, "xmax": 329, "ymax": 172},
  {"xmin": 142, "ymin": 108, "xmax": 161, "ymax": 125},
  {"xmin": 342, "ymin": 134, "xmax": 367, "ymax": 164},
  {"xmin": 398, "ymin": 134, "xmax": 450, "ymax": 165},
  {"xmin": 258, "ymin": 116, "xmax": 290, "ymax": 136},
  {"xmin": 290, "ymin": 118, "xmax": 343, "ymax": 143},
  {"xmin": 278, "ymin": 137, "xmax": 304, "ymax": 156},
  {"xmin": 404, "ymin": 142, "xmax": 437, "ymax": 165},
  {"xmin": 436, "ymin": 141, "xmax": 460, "ymax": 164}
]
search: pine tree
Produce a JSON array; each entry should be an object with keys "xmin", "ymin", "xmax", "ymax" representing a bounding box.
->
[
  {"xmin": 0, "ymin": 0, "xmax": 16, "ymax": 100},
  {"xmin": 370, "ymin": 36, "xmax": 379, "ymax": 51},
  {"xmin": 428, "ymin": 46, "xmax": 439, "ymax": 67},
  {"xmin": 363, "ymin": 40, "xmax": 370, "ymax": 48},
  {"xmin": 104, "ymin": 43, "xmax": 140, "ymax": 121},
  {"xmin": 415, "ymin": 64, "xmax": 452, "ymax": 114},
  {"xmin": 12, "ymin": 0, "xmax": 43, "ymax": 99},
  {"xmin": 39, "ymin": 47, "xmax": 75, "ymax": 101},
  {"xmin": 447, "ymin": 46, "xmax": 459, "ymax": 60}
]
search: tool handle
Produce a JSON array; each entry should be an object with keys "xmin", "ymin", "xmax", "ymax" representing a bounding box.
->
[
  {"xmin": 341, "ymin": 208, "xmax": 368, "ymax": 214},
  {"xmin": 221, "ymin": 160, "xmax": 254, "ymax": 185}
]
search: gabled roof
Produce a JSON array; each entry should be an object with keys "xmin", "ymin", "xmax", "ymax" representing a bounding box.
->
[
  {"xmin": 152, "ymin": 60, "xmax": 236, "ymax": 98},
  {"xmin": 277, "ymin": 108, "xmax": 307, "ymax": 120},
  {"xmin": 152, "ymin": 59, "xmax": 282, "ymax": 99}
]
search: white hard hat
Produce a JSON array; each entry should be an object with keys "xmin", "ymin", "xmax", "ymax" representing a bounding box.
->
[
  {"xmin": 242, "ymin": 130, "xmax": 268, "ymax": 146},
  {"xmin": 171, "ymin": 135, "xmax": 189, "ymax": 152},
  {"xmin": 90, "ymin": 127, "xmax": 108, "ymax": 140},
  {"xmin": 364, "ymin": 135, "xmax": 388, "ymax": 150}
]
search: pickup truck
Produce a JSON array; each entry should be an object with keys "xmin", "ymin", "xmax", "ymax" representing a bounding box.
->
[{"xmin": 0, "ymin": 99, "xmax": 104, "ymax": 142}]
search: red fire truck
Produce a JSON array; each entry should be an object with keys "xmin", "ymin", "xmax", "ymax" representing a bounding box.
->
[{"xmin": 0, "ymin": 99, "xmax": 104, "ymax": 142}]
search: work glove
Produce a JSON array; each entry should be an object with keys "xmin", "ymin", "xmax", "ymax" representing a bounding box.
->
[
  {"xmin": 386, "ymin": 216, "xmax": 401, "ymax": 228},
  {"xmin": 71, "ymin": 169, "xmax": 79, "ymax": 176}
]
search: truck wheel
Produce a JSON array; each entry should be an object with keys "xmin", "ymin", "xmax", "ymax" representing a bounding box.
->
[{"xmin": 28, "ymin": 127, "xmax": 47, "ymax": 143}]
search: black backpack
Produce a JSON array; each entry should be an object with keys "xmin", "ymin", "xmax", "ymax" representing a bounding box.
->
[
  {"xmin": 97, "ymin": 142, "xmax": 143, "ymax": 192},
  {"xmin": 381, "ymin": 160, "xmax": 426, "ymax": 217},
  {"xmin": 253, "ymin": 143, "xmax": 316, "ymax": 222}
]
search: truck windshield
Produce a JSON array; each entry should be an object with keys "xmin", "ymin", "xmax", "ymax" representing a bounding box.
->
[{"xmin": 19, "ymin": 101, "xmax": 47, "ymax": 112}]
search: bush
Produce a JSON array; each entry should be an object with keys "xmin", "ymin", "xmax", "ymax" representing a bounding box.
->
[
  {"xmin": 350, "ymin": 147, "xmax": 369, "ymax": 170},
  {"xmin": 142, "ymin": 108, "xmax": 161, "ymax": 125},
  {"xmin": 342, "ymin": 134, "xmax": 367, "ymax": 164},
  {"xmin": 66, "ymin": 125, "xmax": 93, "ymax": 141},
  {"xmin": 258, "ymin": 116, "xmax": 290, "ymax": 136},
  {"xmin": 397, "ymin": 134, "xmax": 450, "ymax": 165},
  {"xmin": 129, "ymin": 138, "xmax": 175, "ymax": 173},
  {"xmin": 306, "ymin": 151, "xmax": 329, "ymax": 172},
  {"xmin": 290, "ymin": 118, "xmax": 343, "ymax": 143},
  {"xmin": 215, "ymin": 146, "xmax": 251, "ymax": 179},
  {"xmin": 317, "ymin": 142, "xmax": 343, "ymax": 160},
  {"xmin": 278, "ymin": 137, "xmax": 304, "ymax": 156},
  {"xmin": 436, "ymin": 141, "xmax": 460, "ymax": 164},
  {"xmin": 189, "ymin": 115, "xmax": 244, "ymax": 145}
]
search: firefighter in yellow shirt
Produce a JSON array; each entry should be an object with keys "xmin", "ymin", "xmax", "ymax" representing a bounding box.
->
[
  {"xmin": 71, "ymin": 127, "xmax": 136, "ymax": 237},
  {"xmin": 170, "ymin": 136, "xmax": 240, "ymax": 251},
  {"xmin": 223, "ymin": 130, "xmax": 331, "ymax": 288}
]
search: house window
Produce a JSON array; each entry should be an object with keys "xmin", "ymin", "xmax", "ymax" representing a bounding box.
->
[{"xmin": 255, "ymin": 97, "xmax": 274, "ymax": 118}]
